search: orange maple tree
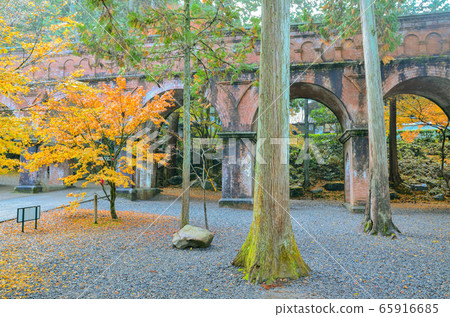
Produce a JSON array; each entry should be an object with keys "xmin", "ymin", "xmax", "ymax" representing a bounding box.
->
[{"xmin": 25, "ymin": 76, "xmax": 173, "ymax": 219}]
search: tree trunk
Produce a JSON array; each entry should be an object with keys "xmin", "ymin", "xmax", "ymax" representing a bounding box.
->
[
  {"xmin": 303, "ymin": 99, "xmax": 311, "ymax": 189},
  {"xmin": 203, "ymin": 186, "xmax": 208, "ymax": 230},
  {"xmin": 440, "ymin": 125, "xmax": 448, "ymax": 173},
  {"xmin": 232, "ymin": 0, "xmax": 310, "ymax": 284},
  {"xmin": 388, "ymin": 98, "xmax": 402, "ymax": 187},
  {"xmin": 109, "ymin": 183, "xmax": 118, "ymax": 220},
  {"xmin": 360, "ymin": 0, "xmax": 399, "ymax": 236},
  {"xmin": 181, "ymin": 0, "xmax": 191, "ymax": 229},
  {"xmin": 440, "ymin": 125, "xmax": 449, "ymax": 189},
  {"xmin": 165, "ymin": 111, "xmax": 179, "ymax": 182}
]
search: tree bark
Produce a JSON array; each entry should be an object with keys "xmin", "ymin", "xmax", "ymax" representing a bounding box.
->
[
  {"xmin": 109, "ymin": 183, "xmax": 118, "ymax": 220},
  {"xmin": 440, "ymin": 124, "xmax": 448, "ymax": 173},
  {"xmin": 203, "ymin": 186, "xmax": 208, "ymax": 230},
  {"xmin": 388, "ymin": 98, "xmax": 402, "ymax": 187},
  {"xmin": 360, "ymin": 0, "xmax": 399, "ymax": 236},
  {"xmin": 303, "ymin": 99, "xmax": 311, "ymax": 189},
  {"xmin": 165, "ymin": 111, "xmax": 179, "ymax": 182},
  {"xmin": 440, "ymin": 124, "xmax": 449, "ymax": 189},
  {"xmin": 232, "ymin": 0, "xmax": 310, "ymax": 284},
  {"xmin": 181, "ymin": 0, "xmax": 191, "ymax": 228}
]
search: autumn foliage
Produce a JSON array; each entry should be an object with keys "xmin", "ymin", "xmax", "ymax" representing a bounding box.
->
[
  {"xmin": 0, "ymin": 2, "xmax": 78, "ymax": 174},
  {"xmin": 385, "ymin": 95, "xmax": 449, "ymax": 143},
  {"xmin": 25, "ymin": 76, "xmax": 173, "ymax": 218}
]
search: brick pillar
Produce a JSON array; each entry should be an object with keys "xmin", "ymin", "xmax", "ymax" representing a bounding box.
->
[
  {"xmin": 45, "ymin": 161, "xmax": 72, "ymax": 191},
  {"xmin": 340, "ymin": 129, "xmax": 369, "ymax": 212},
  {"xmin": 15, "ymin": 145, "xmax": 43, "ymax": 193},
  {"xmin": 134, "ymin": 158, "xmax": 161, "ymax": 200},
  {"xmin": 218, "ymin": 131, "xmax": 256, "ymax": 209},
  {"xmin": 116, "ymin": 149, "xmax": 137, "ymax": 201},
  {"xmin": 116, "ymin": 143, "xmax": 161, "ymax": 201}
]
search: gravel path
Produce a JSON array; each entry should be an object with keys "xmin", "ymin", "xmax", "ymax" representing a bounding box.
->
[{"xmin": 1, "ymin": 193, "xmax": 448, "ymax": 299}]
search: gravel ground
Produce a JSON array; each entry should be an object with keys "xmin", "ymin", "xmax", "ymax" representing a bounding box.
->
[{"xmin": 1, "ymin": 193, "xmax": 448, "ymax": 299}]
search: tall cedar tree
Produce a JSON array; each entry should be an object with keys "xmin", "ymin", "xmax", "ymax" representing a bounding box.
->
[
  {"xmin": 360, "ymin": 0, "xmax": 400, "ymax": 236},
  {"xmin": 232, "ymin": 0, "xmax": 310, "ymax": 284}
]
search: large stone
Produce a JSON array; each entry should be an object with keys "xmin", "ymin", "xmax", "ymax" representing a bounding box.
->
[
  {"xmin": 218, "ymin": 198, "xmax": 253, "ymax": 209},
  {"xmin": 172, "ymin": 225, "xmax": 214, "ymax": 249},
  {"xmin": 433, "ymin": 194, "xmax": 445, "ymax": 201},
  {"xmin": 311, "ymin": 188, "xmax": 324, "ymax": 199},
  {"xmin": 311, "ymin": 188, "xmax": 323, "ymax": 194},
  {"xmin": 390, "ymin": 192, "xmax": 400, "ymax": 200},
  {"xmin": 324, "ymin": 183, "xmax": 345, "ymax": 191},
  {"xmin": 290, "ymin": 186, "xmax": 304, "ymax": 198},
  {"xmin": 410, "ymin": 183, "xmax": 428, "ymax": 192},
  {"xmin": 168, "ymin": 175, "xmax": 183, "ymax": 185}
]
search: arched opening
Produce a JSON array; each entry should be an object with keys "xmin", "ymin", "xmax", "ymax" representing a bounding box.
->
[
  {"xmin": 384, "ymin": 76, "xmax": 450, "ymax": 117},
  {"xmin": 287, "ymin": 83, "xmax": 350, "ymax": 200},
  {"xmin": 133, "ymin": 88, "xmax": 184, "ymax": 195},
  {"xmin": 384, "ymin": 76, "xmax": 450, "ymax": 202},
  {"xmin": 290, "ymin": 82, "xmax": 352, "ymax": 130},
  {"xmin": 139, "ymin": 87, "xmax": 223, "ymax": 198}
]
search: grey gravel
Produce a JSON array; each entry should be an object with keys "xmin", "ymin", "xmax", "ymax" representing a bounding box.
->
[{"xmin": 2, "ymin": 194, "xmax": 449, "ymax": 299}]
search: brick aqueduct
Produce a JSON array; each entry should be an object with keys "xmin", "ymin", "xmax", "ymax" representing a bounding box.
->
[{"xmin": 2, "ymin": 12, "xmax": 450, "ymax": 211}]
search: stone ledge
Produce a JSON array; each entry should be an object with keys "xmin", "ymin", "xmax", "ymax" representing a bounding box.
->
[
  {"xmin": 117, "ymin": 188, "xmax": 137, "ymax": 201},
  {"xmin": 342, "ymin": 203, "xmax": 365, "ymax": 213},
  {"xmin": 45, "ymin": 185, "xmax": 74, "ymax": 192},
  {"xmin": 14, "ymin": 185, "xmax": 43, "ymax": 194},
  {"xmin": 136, "ymin": 188, "xmax": 162, "ymax": 200},
  {"xmin": 219, "ymin": 198, "xmax": 253, "ymax": 209},
  {"xmin": 339, "ymin": 129, "xmax": 369, "ymax": 144},
  {"xmin": 117, "ymin": 188, "xmax": 162, "ymax": 201},
  {"xmin": 218, "ymin": 132, "xmax": 257, "ymax": 140}
]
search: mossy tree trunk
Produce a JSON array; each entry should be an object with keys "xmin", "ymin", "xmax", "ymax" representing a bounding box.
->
[
  {"xmin": 360, "ymin": 0, "xmax": 400, "ymax": 236},
  {"xmin": 388, "ymin": 98, "xmax": 402, "ymax": 187},
  {"xmin": 232, "ymin": 0, "xmax": 310, "ymax": 284}
]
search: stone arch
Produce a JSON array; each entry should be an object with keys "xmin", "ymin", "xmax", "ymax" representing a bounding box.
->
[
  {"xmin": 0, "ymin": 95, "xmax": 19, "ymax": 110},
  {"xmin": 384, "ymin": 75, "xmax": 450, "ymax": 117},
  {"xmin": 140, "ymin": 80, "xmax": 229, "ymax": 191},
  {"xmin": 142, "ymin": 79, "xmax": 185, "ymax": 119},
  {"xmin": 285, "ymin": 83, "xmax": 354, "ymax": 208},
  {"xmin": 143, "ymin": 80, "xmax": 183, "ymax": 103},
  {"xmin": 143, "ymin": 79, "xmax": 225, "ymax": 122},
  {"xmin": 289, "ymin": 82, "xmax": 353, "ymax": 131}
]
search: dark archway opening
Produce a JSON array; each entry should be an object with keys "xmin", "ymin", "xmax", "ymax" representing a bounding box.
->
[
  {"xmin": 384, "ymin": 76, "xmax": 450, "ymax": 202},
  {"xmin": 289, "ymin": 97, "xmax": 345, "ymax": 199},
  {"xmin": 142, "ymin": 88, "xmax": 223, "ymax": 196},
  {"xmin": 287, "ymin": 83, "xmax": 350, "ymax": 200}
]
